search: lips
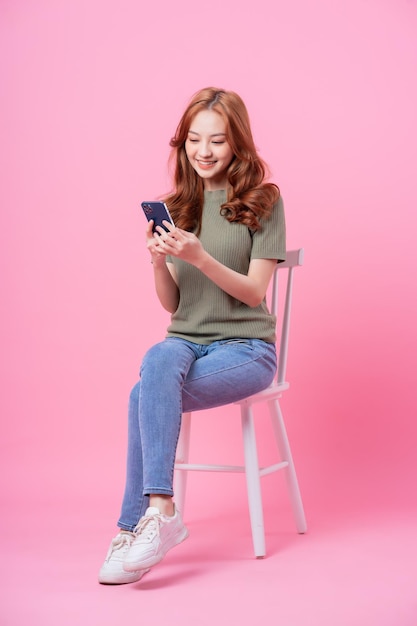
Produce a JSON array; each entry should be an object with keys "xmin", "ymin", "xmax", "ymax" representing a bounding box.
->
[{"xmin": 197, "ymin": 160, "xmax": 217, "ymax": 169}]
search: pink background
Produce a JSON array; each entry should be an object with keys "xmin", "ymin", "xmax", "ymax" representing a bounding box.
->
[{"xmin": 1, "ymin": 0, "xmax": 417, "ymax": 624}]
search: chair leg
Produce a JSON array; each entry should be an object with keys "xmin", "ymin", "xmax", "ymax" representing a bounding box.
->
[
  {"xmin": 241, "ymin": 405, "xmax": 266, "ymax": 558},
  {"xmin": 269, "ymin": 399, "xmax": 307, "ymax": 534},
  {"xmin": 174, "ymin": 412, "xmax": 191, "ymax": 517}
]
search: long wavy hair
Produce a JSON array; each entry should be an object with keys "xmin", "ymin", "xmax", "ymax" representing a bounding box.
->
[{"xmin": 163, "ymin": 87, "xmax": 279, "ymax": 234}]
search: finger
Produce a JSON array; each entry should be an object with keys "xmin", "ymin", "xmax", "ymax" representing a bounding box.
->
[
  {"xmin": 154, "ymin": 225, "xmax": 168, "ymax": 237},
  {"xmin": 171, "ymin": 227, "xmax": 190, "ymax": 241},
  {"xmin": 162, "ymin": 220, "xmax": 175, "ymax": 232},
  {"xmin": 145, "ymin": 220, "xmax": 155, "ymax": 239},
  {"xmin": 156, "ymin": 235, "xmax": 175, "ymax": 250},
  {"xmin": 155, "ymin": 226, "xmax": 177, "ymax": 245}
]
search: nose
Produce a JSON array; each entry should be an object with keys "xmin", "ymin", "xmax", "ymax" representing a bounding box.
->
[{"xmin": 198, "ymin": 141, "xmax": 213, "ymax": 158}]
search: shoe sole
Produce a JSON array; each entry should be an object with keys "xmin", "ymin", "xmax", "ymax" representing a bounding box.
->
[
  {"xmin": 124, "ymin": 527, "xmax": 189, "ymax": 571},
  {"xmin": 98, "ymin": 567, "xmax": 151, "ymax": 585}
]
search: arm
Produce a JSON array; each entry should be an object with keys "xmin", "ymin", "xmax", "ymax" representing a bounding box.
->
[
  {"xmin": 146, "ymin": 221, "xmax": 179, "ymax": 313},
  {"xmin": 194, "ymin": 254, "xmax": 276, "ymax": 308},
  {"xmin": 151, "ymin": 223, "xmax": 277, "ymax": 308}
]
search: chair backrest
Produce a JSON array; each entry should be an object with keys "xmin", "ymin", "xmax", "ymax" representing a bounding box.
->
[{"xmin": 269, "ymin": 249, "xmax": 304, "ymax": 385}]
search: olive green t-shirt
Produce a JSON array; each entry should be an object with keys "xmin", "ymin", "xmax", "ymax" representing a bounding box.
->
[{"xmin": 166, "ymin": 189, "xmax": 286, "ymax": 344}]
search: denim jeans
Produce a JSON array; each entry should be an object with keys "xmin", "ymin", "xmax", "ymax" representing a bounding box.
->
[{"xmin": 118, "ymin": 337, "xmax": 277, "ymax": 531}]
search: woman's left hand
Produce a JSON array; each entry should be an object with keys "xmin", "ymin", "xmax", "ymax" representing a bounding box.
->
[
  {"xmin": 153, "ymin": 223, "xmax": 205, "ymax": 266},
  {"xmin": 153, "ymin": 222, "xmax": 277, "ymax": 308}
]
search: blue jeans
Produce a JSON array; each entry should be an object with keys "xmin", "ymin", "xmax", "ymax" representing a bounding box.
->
[{"xmin": 118, "ymin": 337, "xmax": 277, "ymax": 531}]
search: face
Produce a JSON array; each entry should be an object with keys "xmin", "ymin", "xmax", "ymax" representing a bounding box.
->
[{"xmin": 185, "ymin": 109, "xmax": 234, "ymax": 190}]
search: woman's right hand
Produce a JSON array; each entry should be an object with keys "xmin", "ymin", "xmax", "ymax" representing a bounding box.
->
[
  {"xmin": 146, "ymin": 220, "xmax": 168, "ymax": 268},
  {"xmin": 145, "ymin": 220, "xmax": 180, "ymax": 312}
]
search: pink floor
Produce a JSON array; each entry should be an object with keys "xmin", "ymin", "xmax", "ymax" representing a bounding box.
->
[{"xmin": 2, "ymin": 482, "xmax": 416, "ymax": 626}]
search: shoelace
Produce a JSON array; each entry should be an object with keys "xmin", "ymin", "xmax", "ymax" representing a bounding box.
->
[
  {"xmin": 105, "ymin": 532, "xmax": 134, "ymax": 561},
  {"xmin": 134, "ymin": 513, "xmax": 161, "ymax": 542}
]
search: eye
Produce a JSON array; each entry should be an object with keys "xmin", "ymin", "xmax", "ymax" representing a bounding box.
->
[
  {"xmin": 188, "ymin": 138, "xmax": 199, "ymax": 143},
  {"xmin": 212, "ymin": 141, "xmax": 225, "ymax": 145}
]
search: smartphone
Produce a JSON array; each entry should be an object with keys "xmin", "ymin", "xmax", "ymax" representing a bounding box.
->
[{"xmin": 141, "ymin": 201, "xmax": 174, "ymax": 233}]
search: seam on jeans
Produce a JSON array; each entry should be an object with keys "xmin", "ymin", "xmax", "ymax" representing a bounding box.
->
[
  {"xmin": 118, "ymin": 523, "xmax": 136, "ymax": 532},
  {"xmin": 142, "ymin": 488, "xmax": 174, "ymax": 497},
  {"xmin": 187, "ymin": 344, "xmax": 276, "ymax": 383}
]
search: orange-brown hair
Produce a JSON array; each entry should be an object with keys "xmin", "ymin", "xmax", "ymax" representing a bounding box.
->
[{"xmin": 163, "ymin": 87, "xmax": 279, "ymax": 233}]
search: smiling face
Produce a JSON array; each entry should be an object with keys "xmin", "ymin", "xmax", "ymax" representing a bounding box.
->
[{"xmin": 185, "ymin": 109, "xmax": 235, "ymax": 190}]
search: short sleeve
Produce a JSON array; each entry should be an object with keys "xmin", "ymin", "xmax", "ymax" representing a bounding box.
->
[{"xmin": 250, "ymin": 195, "xmax": 286, "ymax": 263}]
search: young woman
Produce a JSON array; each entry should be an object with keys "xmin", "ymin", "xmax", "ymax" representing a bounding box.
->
[{"xmin": 99, "ymin": 87, "xmax": 286, "ymax": 584}]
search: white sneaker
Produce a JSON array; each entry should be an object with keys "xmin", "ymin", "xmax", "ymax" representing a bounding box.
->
[
  {"xmin": 123, "ymin": 506, "xmax": 189, "ymax": 571},
  {"xmin": 98, "ymin": 531, "xmax": 150, "ymax": 585}
]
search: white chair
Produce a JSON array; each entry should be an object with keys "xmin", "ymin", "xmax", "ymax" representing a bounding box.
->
[{"xmin": 174, "ymin": 248, "xmax": 307, "ymax": 557}]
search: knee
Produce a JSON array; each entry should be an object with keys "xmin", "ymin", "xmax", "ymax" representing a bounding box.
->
[
  {"xmin": 141, "ymin": 340, "xmax": 176, "ymax": 371},
  {"xmin": 140, "ymin": 338, "xmax": 191, "ymax": 382},
  {"xmin": 129, "ymin": 380, "xmax": 141, "ymax": 404}
]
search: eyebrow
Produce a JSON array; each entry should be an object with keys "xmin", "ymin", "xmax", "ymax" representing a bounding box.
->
[{"xmin": 187, "ymin": 130, "xmax": 227, "ymax": 137}]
